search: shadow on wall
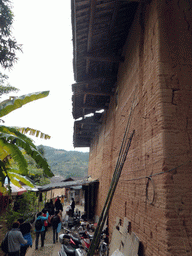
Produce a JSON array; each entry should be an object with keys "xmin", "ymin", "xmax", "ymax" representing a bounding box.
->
[{"xmin": 138, "ymin": 242, "xmax": 144, "ymax": 256}]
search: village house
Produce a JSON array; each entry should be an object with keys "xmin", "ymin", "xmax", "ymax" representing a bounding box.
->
[{"xmin": 71, "ymin": 0, "xmax": 192, "ymax": 255}]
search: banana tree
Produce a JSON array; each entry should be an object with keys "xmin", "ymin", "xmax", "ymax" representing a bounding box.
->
[{"xmin": 0, "ymin": 91, "xmax": 54, "ymax": 193}]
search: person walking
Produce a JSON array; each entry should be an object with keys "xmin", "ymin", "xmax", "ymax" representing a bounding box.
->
[
  {"xmin": 7, "ymin": 221, "xmax": 27, "ymax": 256},
  {"xmin": 49, "ymin": 199, "xmax": 55, "ymax": 215},
  {"xmin": 17, "ymin": 218, "xmax": 32, "ymax": 256},
  {"xmin": 61, "ymin": 195, "xmax": 64, "ymax": 207},
  {"xmin": 71, "ymin": 198, "xmax": 75, "ymax": 217},
  {"xmin": 42, "ymin": 209, "xmax": 49, "ymax": 239},
  {"xmin": 55, "ymin": 196, "xmax": 63, "ymax": 212},
  {"xmin": 51, "ymin": 210, "xmax": 61, "ymax": 244},
  {"xmin": 35, "ymin": 211, "xmax": 49, "ymax": 250}
]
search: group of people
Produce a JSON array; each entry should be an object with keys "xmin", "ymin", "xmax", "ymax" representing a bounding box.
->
[
  {"xmin": 3, "ymin": 219, "xmax": 32, "ymax": 256},
  {"xmin": 2, "ymin": 195, "xmax": 68, "ymax": 255},
  {"xmin": 44, "ymin": 196, "xmax": 63, "ymax": 216},
  {"xmin": 35, "ymin": 196, "xmax": 64, "ymax": 249}
]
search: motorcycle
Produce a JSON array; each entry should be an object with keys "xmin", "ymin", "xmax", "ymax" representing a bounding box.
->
[
  {"xmin": 78, "ymin": 230, "xmax": 94, "ymax": 250},
  {"xmin": 98, "ymin": 227, "xmax": 109, "ymax": 256},
  {"xmin": 58, "ymin": 233, "xmax": 87, "ymax": 256}
]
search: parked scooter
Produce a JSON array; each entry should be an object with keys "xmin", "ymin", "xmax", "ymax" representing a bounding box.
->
[
  {"xmin": 78, "ymin": 230, "xmax": 94, "ymax": 250},
  {"xmin": 60, "ymin": 228, "xmax": 93, "ymax": 251},
  {"xmin": 64, "ymin": 209, "xmax": 81, "ymax": 229},
  {"xmin": 98, "ymin": 227, "xmax": 109, "ymax": 256},
  {"xmin": 58, "ymin": 233, "xmax": 87, "ymax": 256}
]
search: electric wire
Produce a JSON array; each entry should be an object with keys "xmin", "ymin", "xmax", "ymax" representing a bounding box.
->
[{"xmin": 120, "ymin": 160, "xmax": 191, "ymax": 182}]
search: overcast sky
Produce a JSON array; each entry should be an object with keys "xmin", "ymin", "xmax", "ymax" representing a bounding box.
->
[{"xmin": 1, "ymin": 0, "xmax": 89, "ymax": 153}]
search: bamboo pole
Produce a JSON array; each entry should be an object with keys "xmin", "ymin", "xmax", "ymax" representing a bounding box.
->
[
  {"xmin": 88, "ymin": 86, "xmax": 138, "ymax": 256},
  {"xmin": 88, "ymin": 130, "xmax": 135, "ymax": 256}
]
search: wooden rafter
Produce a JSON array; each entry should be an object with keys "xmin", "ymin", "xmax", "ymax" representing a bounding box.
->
[
  {"xmin": 76, "ymin": 127, "xmax": 99, "ymax": 132},
  {"xmin": 85, "ymin": 53, "xmax": 125, "ymax": 63},
  {"xmin": 82, "ymin": 105, "xmax": 108, "ymax": 110},
  {"xmin": 76, "ymin": 120, "xmax": 101, "ymax": 125},
  {"xmin": 74, "ymin": 89, "xmax": 113, "ymax": 97},
  {"xmin": 76, "ymin": 134, "xmax": 95, "ymax": 138},
  {"xmin": 106, "ymin": 0, "xmax": 120, "ymax": 47},
  {"xmin": 72, "ymin": 0, "xmax": 78, "ymax": 80},
  {"xmin": 86, "ymin": 0, "xmax": 97, "ymax": 74},
  {"xmin": 72, "ymin": 75, "xmax": 117, "ymax": 87}
]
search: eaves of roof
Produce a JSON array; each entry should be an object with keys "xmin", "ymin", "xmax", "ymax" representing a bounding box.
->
[
  {"xmin": 71, "ymin": 0, "xmax": 139, "ymax": 147},
  {"xmin": 37, "ymin": 178, "xmax": 99, "ymax": 192}
]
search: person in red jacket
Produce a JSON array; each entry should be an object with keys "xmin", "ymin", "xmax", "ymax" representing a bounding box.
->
[
  {"xmin": 35, "ymin": 211, "xmax": 49, "ymax": 250},
  {"xmin": 42, "ymin": 209, "xmax": 49, "ymax": 239}
]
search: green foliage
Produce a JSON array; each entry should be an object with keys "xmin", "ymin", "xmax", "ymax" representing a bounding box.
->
[
  {"xmin": 0, "ymin": 0, "xmax": 22, "ymax": 69},
  {"xmin": 38, "ymin": 145, "xmax": 89, "ymax": 178},
  {"xmin": 28, "ymin": 167, "xmax": 50, "ymax": 186},
  {"xmin": 1, "ymin": 208, "xmax": 20, "ymax": 230},
  {"xmin": 38, "ymin": 145, "xmax": 45, "ymax": 156},
  {"xmin": 1, "ymin": 192, "xmax": 38, "ymax": 229},
  {"xmin": 0, "ymin": 72, "xmax": 19, "ymax": 96},
  {"xmin": 9, "ymin": 151, "xmax": 51, "ymax": 186},
  {"xmin": 0, "ymin": 91, "xmax": 50, "ymax": 117},
  {"xmin": 0, "ymin": 125, "xmax": 53, "ymax": 191}
]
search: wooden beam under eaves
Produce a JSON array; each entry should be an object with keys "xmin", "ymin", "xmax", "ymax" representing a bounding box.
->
[
  {"xmin": 84, "ymin": 91, "xmax": 112, "ymax": 96},
  {"xmin": 76, "ymin": 120, "xmax": 101, "ymax": 125},
  {"xmin": 74, "ymin": 142, "xmax": 91, "ymax": 147},
  {"xmin": 86, "ymin": 0, "xmax": 97, "ymax": 74},
  {"xmin": 77, "ymin": 134, "xmax": 95, "ymax": 139},
  {"xmin": 107, "ymin": 1, "xmax": 120, "ymax": 46},
  {"xmin": 126, "ymin": 0, "xmax": 141, "ymax": 2},
  {"xmin": 72, "ymin": 75, "xmax": 117, "ymax": 87},
  {"xmin": 76, "ymin": 127, "xmax": 99, "ymax": 132},
  {"xmin": 85, "ymin": 53, "xmax": 125, "ymax": 63},
  {"xmin": 82, "ymin": 105, "xmax": 108, "ymax": 110},
  {"xmin": 75, "ymin": 89, "xmax": 113, "ymax": 97}
]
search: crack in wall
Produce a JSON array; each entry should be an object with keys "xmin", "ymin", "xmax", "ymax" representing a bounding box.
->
[
  {"xmin": 171, "ymin": 88, "xmax": 180, "ymax": 105},
  {"xmin": 186, "ymin": 113, "xmax": 191, "ymax": 150},
  {"xmin": 178, "ymin": 0, "xmax": 192, "ymax": 35}
]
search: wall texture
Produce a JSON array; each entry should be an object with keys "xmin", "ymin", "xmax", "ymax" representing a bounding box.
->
[{"xmin": 88, "ymin": 0, "xmax": 192, "ymax": 255}]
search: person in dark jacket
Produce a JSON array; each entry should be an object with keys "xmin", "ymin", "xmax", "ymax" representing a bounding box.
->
[
  {"xmin": 17, "ymin": 218, "xmax": 32, "ymax": 256},
  {"xmin": 49, "ymin": 199, "xmax": 55, "ymax": 215},
  {"xmin": 55, "ymin": 196, "xmax": 63, "ymax": 212},
  {"xmin": 50, "ymin": 210, "xmax": 61, "ymax": 244},
  {"xmin": 8, "ymin": 222, "xmax": 27, "ymax": 256},
  {"xmin": 71, "ymin": 198, "xmax": 75, "ymax": 217},
  {"xmin": 35, "ymin": 211, "xmax": 49, "ymax": 250}
]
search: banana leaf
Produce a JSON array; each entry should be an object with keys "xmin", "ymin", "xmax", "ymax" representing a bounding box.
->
[
  {"xmin": 18, "ymin": 127, "xmax": 51, "ymax": 140},
  {"xmin": 8, "ymin": 172, "xmax": 34, "ymax": 188},
  {"xmin": 0, "ymin": 91, "xmax": 49, "ymax": 117}
]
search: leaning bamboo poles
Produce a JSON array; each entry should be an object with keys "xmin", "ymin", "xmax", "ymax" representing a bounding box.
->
[
  {"xmin": 88, "ymin": 117, "xmax": 136, "ymax": 256},
  {"xmin": 87, "ymin": 130, "xmax": 135, "ymax": 256},
  {"xmin": 87, "ymin": 85, "xmax": 138, "ymax": 256}
]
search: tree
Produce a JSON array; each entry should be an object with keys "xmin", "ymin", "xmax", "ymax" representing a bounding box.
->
[
  {"xmin": 0, "ymin": 0, "xmax": 22, "ymax": 69},
  {"xmin": 0, "ymin": 72, "xmax": 19, "ymax": 96}
]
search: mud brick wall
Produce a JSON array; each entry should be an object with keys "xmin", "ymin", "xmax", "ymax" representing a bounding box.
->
[{"xmin": 88, "ymin": 1, "xmax": 192, "ymax": 255}]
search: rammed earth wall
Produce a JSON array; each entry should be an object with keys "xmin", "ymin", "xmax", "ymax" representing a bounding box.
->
[{"xmin": 88, "ymin": 1, "xmax": 192, "ymax": 255}]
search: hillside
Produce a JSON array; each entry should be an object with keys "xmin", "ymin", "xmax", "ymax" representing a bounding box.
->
[{"xmin": 38, "ymin": 145, "xmax": 89, "ymax": 178}]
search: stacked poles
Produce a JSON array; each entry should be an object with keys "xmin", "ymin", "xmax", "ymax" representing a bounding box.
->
[{"xmin": 87, "ymin": 94, "xmax": 136, "ymax": 255}]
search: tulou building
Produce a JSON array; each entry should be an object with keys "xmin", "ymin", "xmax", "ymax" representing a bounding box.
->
[{"xmin": 71, "ymin": 0, "xmax": 192, "ymax": 255}]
